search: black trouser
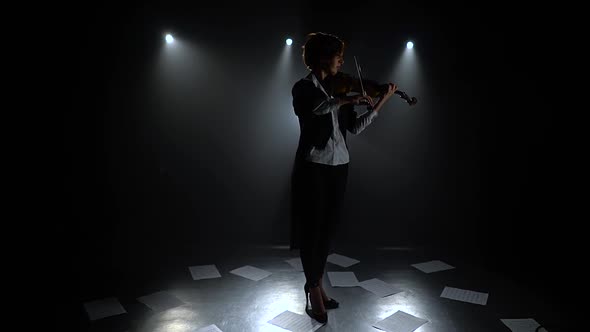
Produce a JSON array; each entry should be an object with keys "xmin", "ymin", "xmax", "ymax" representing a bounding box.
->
[{"xmin": 292, "ymin": 160, "xmax": 348, "ymax": 287}]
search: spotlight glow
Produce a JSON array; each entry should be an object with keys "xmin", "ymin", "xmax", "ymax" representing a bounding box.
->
[
  {"xmin": 166, "ymin": 34, "xmax": 174, "ymax": 44},
  {"xmin": 406, "ymin": 41, "xmax": 414, "ymax": 49},
  {"xmin": 286, "ymin": 38, "xmax": 293, "ymax": 46}
]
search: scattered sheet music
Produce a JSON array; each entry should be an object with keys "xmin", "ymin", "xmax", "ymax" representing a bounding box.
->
[
  {"xmin": 229, "ymin": 265, "xmax": 272, "ymax": 281},
  {"xmin": 411, "ymin": 260, "xmax": 455, "ymax": 273},
  {"xmin": 268, "ymin": 310, "xmax": 325, "ymax": 332},
  {"xmin": 192, "ymin": 324, "xmax": 224, "ymax": 332},
  {"xmin": 189, "ymin": 264, "xmax": 222, "ymax": 280},
  {"xmin": 359, "ymin": 278, "xmax": 403, "ymax": 298},
  {"xmin": 137, "ymin": 291, "xmax": 186, "ymax": 311},
  {"xmin": 500, "ymin": 318, "xmax": 546, "ymax": 332},
  {"xmin": 373, "ymin": 310, "xmax": 428, "ymax": 332},
  {"xmin": 327, "ymin": 253, "xmax": 360, "ymax": 267},
  {"xmin": 440, "ymin": 286, "xmax": 488, "ymax": 305},
  {"xmin": 83, "ymin": 297, "xmax": 126, "ymax": 321}
]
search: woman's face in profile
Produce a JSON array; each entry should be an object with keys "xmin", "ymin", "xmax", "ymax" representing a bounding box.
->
[{"xmin": 328, "ymin": 52, "xmax": 344, "ymax": 76}]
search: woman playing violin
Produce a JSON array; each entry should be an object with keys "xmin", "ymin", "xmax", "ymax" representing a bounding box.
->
[{"xmin": 290, "ymin": 31, "xmax": 397, "ymax": 324}]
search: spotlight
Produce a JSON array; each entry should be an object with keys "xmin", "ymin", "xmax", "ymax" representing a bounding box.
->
[
  {"xmin": 166, "ymin": 34, "xmax": 174, "ymax": 44},
  {"xmin": 286, "ymin": 38, "xmax": 293, "ymax": 46},
  {"xmin": 406, "ymin": 41, "xmax": 414, "ymax": 49}
]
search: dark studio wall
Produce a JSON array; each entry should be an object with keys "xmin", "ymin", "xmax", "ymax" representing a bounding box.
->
[{"xmin": 66, "ymin": 1, "xmax": 576, "ymax": 311}]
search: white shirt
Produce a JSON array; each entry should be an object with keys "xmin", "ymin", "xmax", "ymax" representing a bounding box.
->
[{"xmin": 304, "ymin": 73, "xmax": 379, "ymax": 166}]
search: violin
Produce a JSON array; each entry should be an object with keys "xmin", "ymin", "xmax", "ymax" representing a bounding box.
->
[{"xmin": 329, "ymin": 56, "xmax": 418, "ymax": 107}]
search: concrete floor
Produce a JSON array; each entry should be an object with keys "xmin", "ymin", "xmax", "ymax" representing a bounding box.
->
[{"xmin": 70, "ymin": 241, "xmax": 565, "ymax": 332}]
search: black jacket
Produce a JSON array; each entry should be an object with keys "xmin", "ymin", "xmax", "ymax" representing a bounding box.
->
[{"xmin": 291, "ymin": 77, "xmax": 357, "ymax": 163}]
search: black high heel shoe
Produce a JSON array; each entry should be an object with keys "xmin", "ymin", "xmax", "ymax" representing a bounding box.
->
[
  {"xmin": 304, "ymin": 283, "xmax": 339, "ymax": 310},
  {"xmin": 304, "ymin": 283, "xmax": 328, "ymax": 323},
  {"xmin": 323, "ymin": 297, "xmax": 339, "ymax": 309}
]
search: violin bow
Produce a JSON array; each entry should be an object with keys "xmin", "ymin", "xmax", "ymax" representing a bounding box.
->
[
  {"xmin": 353, "ymin": 55, "xmax": 373, "ymax": 109},
  {"xmin": 353, "ymin": 56, "xmax": 368, "ymax": 98},
  {"xmin": 353, "ymin": 55, "xmax": 418, "ymax": 106}
]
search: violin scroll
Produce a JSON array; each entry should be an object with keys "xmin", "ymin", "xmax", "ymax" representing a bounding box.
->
[{"xmin": 395, "ymin": 90, "xmax": 418, "ymax": 106}]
